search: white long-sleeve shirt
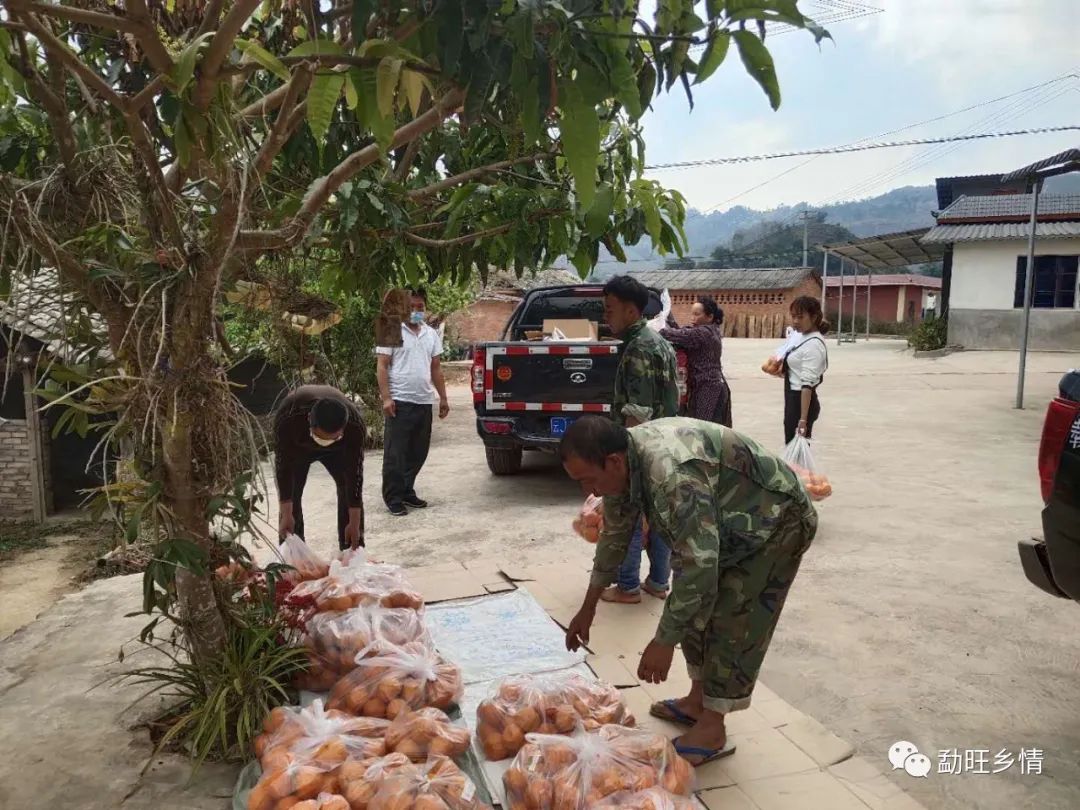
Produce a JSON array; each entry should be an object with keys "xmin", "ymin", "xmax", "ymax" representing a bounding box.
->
[{"xmin": 786, "ymin": 332, "xmax": 828, "ymax": 391}]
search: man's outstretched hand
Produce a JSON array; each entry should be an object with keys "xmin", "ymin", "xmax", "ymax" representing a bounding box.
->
[{"xmin": 565, "ymin": 606, "xmax": 596, "ymax": 652}]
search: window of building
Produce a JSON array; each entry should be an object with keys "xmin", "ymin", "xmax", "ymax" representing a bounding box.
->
[{"xmin": 1013, "ymin": 255, "xmax": 1078, "ymax": 309}]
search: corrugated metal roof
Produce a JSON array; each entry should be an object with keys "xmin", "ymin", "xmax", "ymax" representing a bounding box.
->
[
  {"xmin": 1, "ymin": 268, "xmax": 106, "ymax": 362},
  {"xmin": 937, "ymin": 193, "xmax": 1080, "ymax": 221},
  {"xmin": 920, "ymin": 221, "xmax": 1080, "ymax": 244},
  {"xmin": 819, "ymin": 228, "xmax": 945, "ymax": 269},
  {"xmin": 628, "ymin": 267, "xmax": 815, "ymax": 291},
  {"xmin": 1001, "ymin": 148, "xmax": 1080, "ymax": 182},
  {"xmin": 824, "ymin": 274, "xmax": 941, "ymax": 288}
]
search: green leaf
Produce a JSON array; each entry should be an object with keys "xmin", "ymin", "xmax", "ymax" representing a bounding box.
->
[
  {"xmin": 307, "ymin": 72, "xmax": 344, "ymax": 146},
  {"xmin": 174, "ymin": 113, "xmax": 192, "ymax": 166},
  {"xmin": 463, "ymin": 56, "xmax": 494, "ymax": 125},
  {"xmin": 399, "ymin": 68, "xmax": 424, "ymax": 117},
  {"xmin": 606, "ymin": 45, "xmax": 642, "ymax": 119},
  {"xmin": 585, "ymin": 182, "xmax": 614, "ymax": 238},
  {"xmin": 570, "ymin": 243, "xmax": 594, "ymax": 278},
  {"xmin": 344, "ymin": 73, "xmax": 359, "ymax": 109},
  {"xmin": 558, "ymin": 82, "xmax": 600, "ymax": 210},
  {"xmin": 437, "ymin": 2, "xmax": 464, "ymax": 75},
  {"xmin": 352, "ymin": 0, "xmax": 376, "ymax": 40},
  {"xmin": 235, "ymin": 39, "xmax": 290, "ymax": 81},
  {"xmin": 637, "ymin": 61, "xmax": 657, "ymax": 113},
  {"xmin": 170, "ymin": 32, "xmax": 212, "ymax": 94},
  {"xmin": 375, "ymin": 57, "xmax": 402, "ymax": 118},
  {"xmin": 352, "ymin": 68, "xmax": 394, "ymax": 152},
  {"xmin": 287, "ymin": 39, "xmax": 345, "ymax": 58},
  {"xmin": 733, "ymin": 29, "xmax": 780, "ymax": 110},
  {"xmin": 695, "ymin": 30, "xmax": 730, "ymax": 84}
]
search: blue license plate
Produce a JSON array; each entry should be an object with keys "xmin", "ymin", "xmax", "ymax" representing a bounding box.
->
[{"xmin": 550, "ymin": 417, "xmax": 575, "ymax": 436}]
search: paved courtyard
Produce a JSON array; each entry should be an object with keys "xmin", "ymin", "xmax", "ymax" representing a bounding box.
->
[{"xmin": 1, "ymin": 338, "xmax": 1076, "ymax": 809}]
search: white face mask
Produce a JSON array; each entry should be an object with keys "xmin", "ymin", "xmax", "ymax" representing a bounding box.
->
[{"xmin": 310, "ymin": 431, "xmax": 340, "ymax": 447}]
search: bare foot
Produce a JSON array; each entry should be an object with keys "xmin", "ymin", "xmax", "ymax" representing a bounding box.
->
[
  {"xmin": 650, "ymin": 695, "xmax": 703, "ymax": 724},
  {"xmin": 600, "ymin": 586, "xmax": 641, "ymax": 604},
  {"xmin": 642, "ymin": 582, "xmax": 669, "ymax": 600},
  {"xmin": 674, "ymin": 711, "xmax": 730, "ymax": 765}
]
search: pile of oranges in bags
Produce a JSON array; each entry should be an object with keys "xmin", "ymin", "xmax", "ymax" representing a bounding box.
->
[
  {"xmin": 328, "ymin": 639, "xmax": 463, "ymax": 719},
  {"xmin": 760, "ymin": 356, "xmax": 784, "ymax": 377},
  {"xmin": 571, "ymin": 495, "xmax": 604, "ymax": 544},
  {"xmin": 297, "ymin": 606, "xmax": 430, "ymax": 691},
  {"xmin": 786, "ymin": 462, "xmax": 833, "ymax": 500},
  {"xmin": 385, "ymin": 707, "xmax": 472, "ymax": 760},
  {"xmin": 288, "ymin": 558, "xmax": 425, "ymax": 613},
  {"xmin": 476, "ymin": 673, "xmax": 635, "ymax": 760},
  {"xmin": 502, "ymin": 725, "xmax": 694, "ymax": 810},
  {"xmin": 593, "ymin": 787, "xmax": 698, "ymax": 809}
]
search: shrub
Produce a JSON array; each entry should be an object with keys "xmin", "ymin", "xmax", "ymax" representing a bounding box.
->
[{"xmin": 908, "ymin": 316, "xmax": 948, "ymax": 351}]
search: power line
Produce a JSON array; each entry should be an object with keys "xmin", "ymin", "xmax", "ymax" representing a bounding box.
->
[{"xmin": 644, "ymin": 125, "xmax": 1080, "ymax": 170}]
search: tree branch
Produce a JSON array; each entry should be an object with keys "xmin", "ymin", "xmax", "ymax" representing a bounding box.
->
[
  {"xmin": 122, "ymin": 107, "xmax": 185, "ymax": 250},
  {"xmin": 239, "ymin": 81, "xmax": 293, "ymax": 119},
  {"xmin": 4, "ymin": 1, "xmax": 139, "ymax": 33},
  {"xmin": 128, "ymin": 75, "xmax": 167, "ymax": 113},
  {"xmin": 16, "ymin": 12, "xmax": 124, "ymax": 108},
  {"xmin": 250, "ymin": 65, "xmax": 313, "ymax": 183},
  {"xmin": 196, "ymin": 0, "xmax": 226, "ymax": 36},
  {"xmin": 194, "ymin": 0, "xmax": 262, "ymax": 108},
  {"xmin": 403, "ymin": 223, "xmax": 514, "ymax": 248},
  {"xmin": 392, "ymin": 137, "xmax": 424, "ymax": 183},
  {"xmin": 407, "ymin": 152, "xmax": 554, "ymax": 201},
  {"xmin": 7, "ymin": 29, "xmax": 78, "ymax": 168},
  {"xmin": 124, "ymin": 0, "xmax": 176, "ymax": 75},
  {"xmin": 278, "ymin": 53, "xmax": 440, "ymax": 76},
  {"xmin": 237, "ymin": 87, "xmax": 465, "ymax": 251}
]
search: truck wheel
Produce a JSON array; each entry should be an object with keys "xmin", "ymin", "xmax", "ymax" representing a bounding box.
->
[{"xmin": 486, "ymin": 446, "xmax": 523, "ymax": 475}]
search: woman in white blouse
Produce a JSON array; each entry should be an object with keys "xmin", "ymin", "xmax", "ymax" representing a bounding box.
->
[{"xmin": 782, "ymin": 296, "xmax": 830, "ymax": 443}]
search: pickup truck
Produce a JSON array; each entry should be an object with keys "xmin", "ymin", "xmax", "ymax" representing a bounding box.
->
[
  {"xmin": 471, "ymin": 284, "xmax": 687, "ymax": 475},
  {"xmin": 1018, "ymin": 370, "xmax": 1080, "ymax": 600}
]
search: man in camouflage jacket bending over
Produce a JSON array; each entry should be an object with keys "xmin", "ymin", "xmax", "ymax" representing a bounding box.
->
[{"xmin": 561, "ymin": 415, "xmax": 817, "ymax": 765}]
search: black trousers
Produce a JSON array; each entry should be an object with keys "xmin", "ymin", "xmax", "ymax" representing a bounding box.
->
[
  {"xmin": 382, "ymin": 401, "xmax": 433, "ymax": 507},
  {"xmin": 290, "ymin": 446, "xmax": 360, "ymax": 550},
  {"xmin": 784, "ymin": 385, "xmax": 821, "ymax": 444}
]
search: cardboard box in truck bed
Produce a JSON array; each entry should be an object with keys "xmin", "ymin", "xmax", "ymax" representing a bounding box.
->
[{"xmin": 542, "ymin": 319, "xmax": 598, "ymax": 340}]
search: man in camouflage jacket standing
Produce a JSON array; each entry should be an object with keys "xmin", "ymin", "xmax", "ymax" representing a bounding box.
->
[
  {"xmin": 561, "ymin": 415, "xmax": 817, "ymax": 764},
  {"xmin": 601, "ymin": 275, "xmax": 679, "ymax": 603}
]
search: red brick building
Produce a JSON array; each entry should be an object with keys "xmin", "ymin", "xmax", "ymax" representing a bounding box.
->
[
  {"xmin": 445, "ymin": 267, "xmax": 582, "ymax": 346},
  {"xmin": 628, "ymin": 267, "xmax": 822, "ymax": 338},
  {"xmin": 824, "ymin": 273, "xmax": 941, "ymax": 325}
]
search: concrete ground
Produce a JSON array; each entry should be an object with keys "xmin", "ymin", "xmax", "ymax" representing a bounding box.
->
[
  {"xmin": 282, "ymin": 339, "xmax": 1079, "ymax": 809},
  {"xmin": 1, "ymin": 339, "xmax": 1077, "ymax": 808}
]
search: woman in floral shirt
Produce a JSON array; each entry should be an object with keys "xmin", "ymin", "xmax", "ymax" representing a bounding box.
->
[{"xmin": 661, "ymin": 296, "xmax": 732, "ymax": 427}]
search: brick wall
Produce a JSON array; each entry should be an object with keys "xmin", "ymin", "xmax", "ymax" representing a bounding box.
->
[
  {"xmin": 445, "ymin": 298, "xmax": 519, "ymax": 346},
  {"xmin": 0, "ymin": 419, "xmax": 35, "ymax": 520},
  {"xmin": 669, "ymin": 276, "xmax": 823, "ymax": 339},
  {"xmin": 826, "ymin": 284, "xmax": 933, "ymax": 325}
]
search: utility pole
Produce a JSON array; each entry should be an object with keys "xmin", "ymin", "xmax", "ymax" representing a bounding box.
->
[{"xmin": 798, "ymin": 210, "xmax": 814, "ymax": 267}]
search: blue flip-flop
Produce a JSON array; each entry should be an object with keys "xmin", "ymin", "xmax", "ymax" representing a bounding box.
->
[
  {"xmin": 674, "ymin": 740, "xmax": 738, "ymax": 765},
  {"xmin": 649, "ymin": 699, "xmax": 697, "ymax": 726}
]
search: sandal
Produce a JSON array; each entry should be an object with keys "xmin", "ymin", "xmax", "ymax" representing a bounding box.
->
[
  {"xmin": 649, "ymin": 699, "xmax": 698, "ymax": 727},
  {"xmin": 674, "ymin": 740, "xmax": 737, "ymax": 765}
]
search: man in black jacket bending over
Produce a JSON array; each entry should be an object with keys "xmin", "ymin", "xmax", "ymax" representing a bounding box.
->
[{"xmin": 274, "ymin": 385, "xmax": 366, "ymax": 550}]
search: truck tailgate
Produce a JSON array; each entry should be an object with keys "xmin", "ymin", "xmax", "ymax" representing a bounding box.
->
[{"xmin": 484, "ymin": 343, "xmax": 620, "ymax": 412}]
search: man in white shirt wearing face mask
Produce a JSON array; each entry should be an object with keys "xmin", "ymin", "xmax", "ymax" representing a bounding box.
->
[
  {"xmin": 376, "ymin": 288, "xmax": 450, "ymax": 517},
  {"xmin": 274, "ymin": 386, "xmax": 367, "ymax": 549}
]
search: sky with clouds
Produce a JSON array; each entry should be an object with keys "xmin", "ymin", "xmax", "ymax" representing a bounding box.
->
[{"xmin": 638, "ymin": 0, "xmax": 1079, "ymax": 214}]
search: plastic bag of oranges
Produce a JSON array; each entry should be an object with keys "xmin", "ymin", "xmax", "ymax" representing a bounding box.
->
[
  {"xmin": 782, "ymin": 435, "xmax": 833, "ymax": 501},
  {"xmin": 248, "ymin": 700, "xmax": 390, "ymax": 810},
  {"xmin": 762, "ymin": 327, "xmax": 801, "ymax": 378},
  {"xmin": 368, "ymin": 754, "xmax": 491, "ymax": 810},
  {"xmin": 327, "ymin": 639, "xmax": 463, "ymax": 719},
  {"xmin": 592, "ymin": 787, "xmax": 698, "ymax": 809},
  {"xmin": 279, "ymin": 534, "xmax": 332, "ymax": 583},
  {"xmin": 335, "ymin": 753, "xmax": 418, "ymax": 810},
  {"xmin": 297, "ymin": 605, "xmax": 431, "ymax": 690},
  {"xmin": 476, "ymin": 673, "xmax": 635, "ymax": 760},
  {"xmin": 288, "ymin": 558, "xmax": 425, "ymax": 614},
  {"xmin": 386, "ymin": 707, "xmax": 472, "ymax": 761},
  {"xmin": 292, "ymin": 793, "xmax": 352, "ymax": 810},
  {"xmin": 571, "ymin": 495, "xmax": 604, "ymax": 544},
  {"xmin": 502, "ymin": 726, "xmax": 694, "ymax": 810}
]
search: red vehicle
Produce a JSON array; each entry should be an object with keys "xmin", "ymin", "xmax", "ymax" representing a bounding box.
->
[
  {"xmin": 471, "ymin": 285, "xmax": 687, "ymax": 475},
  {"xmin": 1018, "ymin": 370, "xmax": 1080, "ymax": 600}
]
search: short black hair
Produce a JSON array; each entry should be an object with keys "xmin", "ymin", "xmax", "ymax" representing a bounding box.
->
[
  {"xmin": 602, "ymin": 275, "xmax": 649, "ymax": 313},
  {"xmin": 559, "ymin": 415, "xmax": 629, "ymax": 466},
  {"xmin": 410, "ymin": 287, "xmax": 428, "ymax": 302},
  {"xmin": 310, "ymin": 398, "xmax": 349, "ymax": 433},
  {"xmin": 697, "ymin": 295, "xmax": 724, "ymax": 325}
]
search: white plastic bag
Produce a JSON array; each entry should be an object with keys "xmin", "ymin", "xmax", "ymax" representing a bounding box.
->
[
  {"xmin": 762, "ymin": 327, "xmax": 802, "ymax": 376},
  {"xmin": 782, "ymin": 435, "xmax": 832, "ymax": 501},
  {"xmin": 646, "ymin": 289, "xmax": 672, "ymax": 332}
]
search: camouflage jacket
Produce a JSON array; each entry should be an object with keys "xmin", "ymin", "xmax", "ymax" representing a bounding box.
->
[
  {"xmin": 612, "ymin": 319, "xmax": 679, "ymax": 426},
  {"xmin": 591, "ymin": 418, "xmax": 817, "ymax": 645}
]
